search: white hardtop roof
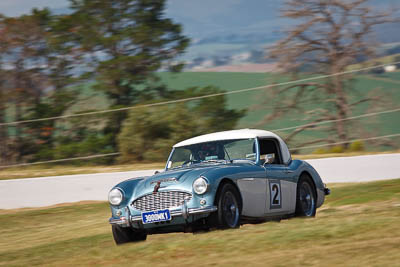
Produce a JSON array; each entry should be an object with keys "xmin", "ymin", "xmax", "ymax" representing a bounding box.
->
[
  {"xmin": 173, "ymin": 129, "xmax": 292, "ymax": 164},
  {"xmin": 174, "ymin": 129, "xmax": 282, "ymax": 147}
]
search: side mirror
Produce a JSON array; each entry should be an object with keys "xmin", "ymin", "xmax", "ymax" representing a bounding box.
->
[{"xmin": 264, "ymin": 154, "xmax": 274, "ymax": 165}]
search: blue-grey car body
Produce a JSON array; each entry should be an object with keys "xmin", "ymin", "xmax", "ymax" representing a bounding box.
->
[{"xmin": 108, "ymin": 129, "xmax": 329, "ymax": 231}]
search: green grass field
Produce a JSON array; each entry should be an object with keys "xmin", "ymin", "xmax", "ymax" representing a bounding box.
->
[
  {"xmin": 158, "ymin": 72, "xmax": 400, "ymax": 136},
  {"xmin": 1, "ymin": 179, "xmax": 400, "ymax": 266},
  {"xmin": 71, "ymin": 70, "xmax": 400, "ymax": 152}
]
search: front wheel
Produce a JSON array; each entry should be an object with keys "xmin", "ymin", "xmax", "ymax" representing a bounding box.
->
[
  {"xmin": 112, "ymin": 225, "xmax": 147, "ymax": 245},
  {"xmin": 295, "ymin": 175, "xmax": 316, "ymax": 217},
  {"xmin": 215, "ymin": 183, "xmax": 241, "ymax": 228}
]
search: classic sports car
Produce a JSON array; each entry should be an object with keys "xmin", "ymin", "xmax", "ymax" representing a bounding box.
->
[{"xmin": 108, "ymin": 129, "xmax": 330, "ymax": 244}]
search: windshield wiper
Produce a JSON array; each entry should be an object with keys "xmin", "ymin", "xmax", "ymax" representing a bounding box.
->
[
  {"xmin": 231, "ymin": 158, "xmax": 256, "ymax": 165},
  {"xmin": 201, "ymin": 159, "xmax": 229, "ymax": 164},
  {"xmin": 169, "ymin": 165, "xmax": 184, "ymax": 170},
  {"xmin": 175, "ymin": 160, "xmax": 200, "ymax": 168}
]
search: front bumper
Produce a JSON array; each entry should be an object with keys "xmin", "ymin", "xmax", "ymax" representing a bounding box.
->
[{"xmin": 109, "ymin": 205, "xmax": 217, "ymax": 226}]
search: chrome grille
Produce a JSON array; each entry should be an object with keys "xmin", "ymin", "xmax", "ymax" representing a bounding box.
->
[{"xmin": 132, "ymin": 191, "xmax": 192, "ymax": 212}]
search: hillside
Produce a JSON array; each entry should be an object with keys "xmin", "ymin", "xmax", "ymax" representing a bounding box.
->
[
  {"xmin": 165, "ymin": 0, "xmax": 400, "ymax": 67},
  {"xmin": 71, "ymin": 71, "xmax": 400, "ymax": 152}
]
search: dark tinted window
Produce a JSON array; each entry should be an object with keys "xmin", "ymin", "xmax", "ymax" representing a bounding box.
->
[{"xmin": 258, "ymin": 139, "xmax": 282, "ymax": 164}]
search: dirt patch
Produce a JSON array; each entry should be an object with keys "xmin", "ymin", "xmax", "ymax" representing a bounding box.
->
[{"xmin": 193, "ymin": 63, "xmax": 279, "ymax": 73}]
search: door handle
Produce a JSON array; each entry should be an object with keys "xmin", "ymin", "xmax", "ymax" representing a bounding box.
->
[{"xmin": 285, "ymin": 170, "xmax": 294, "ymax": 174}]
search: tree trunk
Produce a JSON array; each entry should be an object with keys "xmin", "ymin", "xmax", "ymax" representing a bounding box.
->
[
  {"xmin": 0, "ymin": 103, "xmax": 7, "ymax": 166},
  {"xmin": 15, "ymin": 65, "xmax": 24, "ymax": 163},
  {"xmin": 332, "ymin": 73, "xmax": 349, "ymax": 148}
]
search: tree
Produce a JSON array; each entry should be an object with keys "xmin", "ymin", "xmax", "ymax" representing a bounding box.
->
[
  {"xmin": 0, "ymin": 13, "xmax": 50, "ymax": 162},
  {"xmin": 0, "ymin": 10, "xmax": 78, "ymax": 164},
  {"xmin": 265, "ymin": 0, "xmax": 396, "ymax": 148},
  {"xmin": 66, "ymin": 0, "xmax": 189, "ymax": 149},
  {"xmin": 0, "ymin": 26, "xmax": 8, "ymax": 165},
  {"xmin": 22, "ymin": 9, "xmax": 79, "ymax": 161},
  {"xmin": 0, "ymin": 15, "xmax": 8, "ymax": 165},
  {"xmin": 118, "ymin": 86, "xmax": 246, "ymax": 162}
]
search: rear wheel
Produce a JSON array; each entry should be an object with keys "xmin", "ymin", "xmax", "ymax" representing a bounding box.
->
[
  {"xmin": 112, "ymin": 225, "xmax": 147, "ymax": 245},
  {"xmin": 215, "ymin": 183, "xmax": 241, "ymax": 228},
  {"xmin": 295, "ymin": 175, "xmax": 316, "ymax": 217}
]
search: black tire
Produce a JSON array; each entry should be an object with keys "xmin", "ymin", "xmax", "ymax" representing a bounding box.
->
[
  {"xmin": 295, "ymin": 175, "xmax": 317, "ymax": 217},
  {"xmin": 112, "ymin": 225, "xmax": 147, "ymax": 245},
  {"xmin": 215, "ymin": 183, "xmax": 241, "ymax": 228}
]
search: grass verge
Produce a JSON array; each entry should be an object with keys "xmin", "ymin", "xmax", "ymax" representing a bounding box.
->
[
  {"xmin": 1, "ymin": 151, "xmax": 398, "ymax": 180},
  {"xmin": 0, "ymin": 179, "xmax": 400, "ymax": 266},
  {"xmin": 0, "ymin": 162, "xmax": 165, "ymax": 180}
]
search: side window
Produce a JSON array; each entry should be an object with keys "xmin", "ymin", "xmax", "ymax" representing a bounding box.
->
[
  {"xmin": 259, "ymin": 139, "xmax": 282, "ymax": 164},
  {"xmin": 169, "ymin": 148, "xmax": 192, "ymax": 168},
  {"xmin": 224, "ymin": 139, "xmax": 255, "ymax": 161}
]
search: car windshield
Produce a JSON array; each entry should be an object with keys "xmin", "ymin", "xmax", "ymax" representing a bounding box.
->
[{"xmin": 166, "ymin": 138, "xmax": 256, "ymax": 169}]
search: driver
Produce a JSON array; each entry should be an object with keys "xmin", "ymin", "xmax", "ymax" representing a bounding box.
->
[{"xmin": 197, "ymin": 143, "xmax": 218, "ymax": 160}]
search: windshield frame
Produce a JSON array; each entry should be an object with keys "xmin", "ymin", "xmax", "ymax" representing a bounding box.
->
[{"xmin": 164, "ymin": 138, "xmax": 261, "ymax": 170}]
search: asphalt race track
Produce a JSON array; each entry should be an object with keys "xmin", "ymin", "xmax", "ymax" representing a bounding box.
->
[{"xmin": 0, "ymin": 153, "xmax": 399, "ymax": 209}]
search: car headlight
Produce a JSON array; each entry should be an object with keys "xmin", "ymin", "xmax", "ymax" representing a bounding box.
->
[
  {"xmin": 193, "ymin": 177, "xmax": 208, "ymax": 195},
  {"xmin": 108, "ymin": 188, "xmax": 123, "ymax": 206}
]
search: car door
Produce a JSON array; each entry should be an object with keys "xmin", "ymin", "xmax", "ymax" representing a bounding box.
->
[
  {"xmin": 265, "ymin": 164, "xmax": 295, "ymax": 215},
  {"xmin": 236, "ymin": 164, "xmax": 268, "ymax": 217},
  {"xmin": 258, "ymin": 138, "xmax": 296, "ymax": 216}
]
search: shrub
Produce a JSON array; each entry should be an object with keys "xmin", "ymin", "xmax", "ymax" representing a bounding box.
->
[
  {"xmin": 117, "ymin": 87, "xmax": 246, "ymax": 163},
  {"xmin": 329, "ymin": 145, "xmax": 345, "ymax": 153},
  {"xmin": 32, "ymin": 134, "xmax": 115, "ymax": 165},
  {"xmin": 348, "ymin": 141, "xmax": 365, "ymax": 152},
  {"xmin": 312, "ymin": 148, "xmax": 329, "ymax": 154}
]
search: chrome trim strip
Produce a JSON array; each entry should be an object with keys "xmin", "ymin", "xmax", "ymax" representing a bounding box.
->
[
  {"xmin": 150, "ymin": 177, "xmax": 177, "ymax": 184},
  {"xmin": 182, "ymin": 200, "xmax": 188, "ymax": 220},
  {"xmin": 109, "ymin": 217, "xmax": 129, "ymax": 225},
  {"xmin": 125, "ymin": 206, "xmax": 131, "ymax": 227},
  {"xmin": 165, "ymin": 147, "xmax": 175, "ymax": 170},
  {"xmin": 188, "ymin": 206, "xmax": 217, "ymax": 214},
  {"xmin": 241, "ymin": 178, "xmax": 255, "ymax": 181}
]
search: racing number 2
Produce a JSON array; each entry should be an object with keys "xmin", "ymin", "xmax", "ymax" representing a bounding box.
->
[
  {"xmin": 272, "ymin": 184, "xmax": 280, "ymax": 205},
  {"xmin": 269, "ymin": 180, "xmax": 282, "ymax": 209}
]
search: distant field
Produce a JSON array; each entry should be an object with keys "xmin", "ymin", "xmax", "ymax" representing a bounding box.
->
[
  {"xmin": 1, "ymin": 179, "xmax": 399, "ymax": 266},
  {"xmin": 346, "ymin": 53, "xmax": 400, "ymax": 71},
  {"xmin": 159, "ymin": 71, "xmax": 400, "ymax": 150},
  {"xmin": 380, "ymin": 71, "xmax": 400, "ymax": 82},
  {"xmin": 67, "ymin": 70, "xmax": 400, "ymax": 152}
]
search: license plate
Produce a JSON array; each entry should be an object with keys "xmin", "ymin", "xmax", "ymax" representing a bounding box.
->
[{"xmin": 142, "ymin": 209, "xmax": 171, "ymax": 224}]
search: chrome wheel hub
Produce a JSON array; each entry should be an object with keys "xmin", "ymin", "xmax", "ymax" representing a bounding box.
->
[
  {"xmin": 300, "ymin": 182, "xmax": 315, "ymax": 216},
  {"xmin": 222, "ymin": 192, "xmax": 239, "ymax": 227}
]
